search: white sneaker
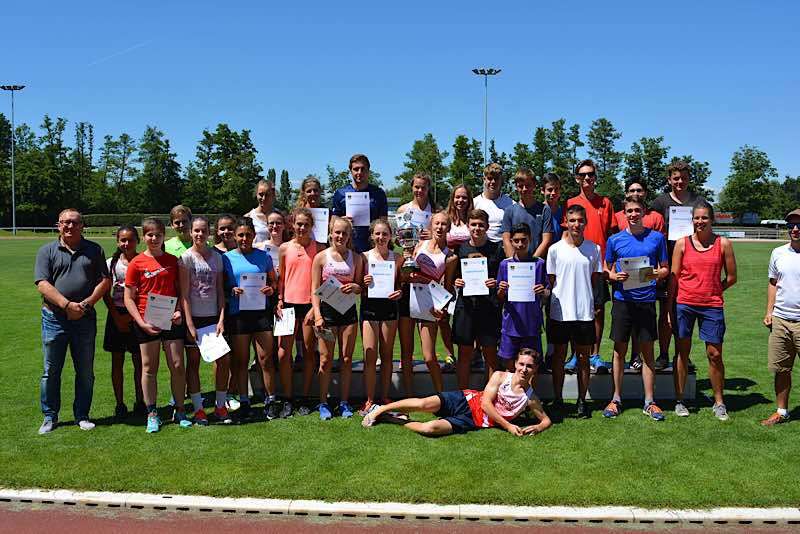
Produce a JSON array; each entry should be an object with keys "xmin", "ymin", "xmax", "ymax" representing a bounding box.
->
[
  {"xmin": 674, "ymin": 402, "xmax": 690, "ymax": 417},
  {"xmin": 712, "ymin": 403, "xmax": 729, "ymax": 421},
  {"xmin": 78, "ymin": 420, "xmax": 95, "ymax": 431}
]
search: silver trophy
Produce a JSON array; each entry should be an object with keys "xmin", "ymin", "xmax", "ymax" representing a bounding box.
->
[{"xmin": 396, "ymin": 211, "xmax": 421, "ymax": 274}]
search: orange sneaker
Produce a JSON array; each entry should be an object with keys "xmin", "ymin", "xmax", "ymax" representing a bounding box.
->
[
  {"xmin": 193, "ymin": 408, "xmax": 209, "ymax": 426},
  {"xmin": 213, "ymin": 406, "xmax": 232, "ymax": 424},
  {"xmin": 761, "ymin": 412, "xmax": 789, "ymax": 426}
]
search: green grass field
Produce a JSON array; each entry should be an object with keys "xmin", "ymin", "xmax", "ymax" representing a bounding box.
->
[{"xmin": 1, "ymin": 237, "xmax": 798, "ymax": 508}]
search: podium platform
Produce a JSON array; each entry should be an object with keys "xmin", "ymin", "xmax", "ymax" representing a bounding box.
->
[{"xmin": 249, "ymin": 360, "xmax": 695, "ymax": 401}]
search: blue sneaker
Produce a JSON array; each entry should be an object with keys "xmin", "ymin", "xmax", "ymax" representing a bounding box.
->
[
  {"xmin": 146, "ymin": 413, "xmax": 161, "ymax": 433},
  {"xmin": 564, "ymin": 355, "xmax": 578, "ymax": 374},
  {"xmin": 589, "ymin": 354, "xmax": 610, "ymax": 375},
  {"xmin": 318, "ymin": 403, "xmax": 332, "ymax": 421},
  {"xmin": 173, "ymin": 410, "xmax": 193, "ymax": 428},
  {"xmin": 339, "ymin": 401, "xmax": 354, "ymax": 419},
  {"xmin": 644, "ymin": 402, "xmax": 666, "ymax": 422}
]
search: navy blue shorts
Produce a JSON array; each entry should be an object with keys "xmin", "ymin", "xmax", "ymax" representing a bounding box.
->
[
  {"xmin": 435, "ymin": 390, "xmax": 477, "ymax": 434},
  {"xmin": 676, "ymin": 304, "xmax": 725, "ymax": 344}
]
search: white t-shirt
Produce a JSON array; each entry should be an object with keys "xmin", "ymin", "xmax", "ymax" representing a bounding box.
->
[
  {"xmin": 107, "ymin": 256, "xmax": 129, "ymax": 308},
  {"xmin": 768, "ymin": 243, "xmax": 800, "ymax": 321},
  {"xmin": 473, "ymin": 193, "xmax": 513, "ymax": 243},
  {"xmin": 546, "ymin": 238, "xmax": 602, "ymax": 322},
  {"xmin": 246, "ymin": 209, "xmax": 270, "ymax": 248},
  {"xmin": 180, "ymin": 249, "xmax": 223, "ymax": 318}
]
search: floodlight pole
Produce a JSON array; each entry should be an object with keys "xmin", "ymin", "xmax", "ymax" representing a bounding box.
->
[
  {"xmin": 471, "ymin": 68, "xmax": 501, "ymax": 164},
  {"xmin": 1, "ymin": 85, "xmax": 25, "ymax": 236}
]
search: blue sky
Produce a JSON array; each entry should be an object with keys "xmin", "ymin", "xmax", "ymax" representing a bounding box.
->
[{"xmin": 3, "ymin": 2, "xmax": 798, "ymax": 195}]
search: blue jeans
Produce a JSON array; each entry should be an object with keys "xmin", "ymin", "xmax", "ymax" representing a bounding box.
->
[{"xmin": 40, "ymin": 307, "xmax": 96, "ymax": 421}]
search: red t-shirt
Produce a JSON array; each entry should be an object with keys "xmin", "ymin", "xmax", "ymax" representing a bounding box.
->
[
  {"xmin": 124, "ymin": 252, "xmax": 180, "ymax": 315},
  {"xmin": 614, "ymin": 209, "xmax": 666, "ymax": 233},
  {"xmin": 564, "ymin": 193, "xmax": 617, "ymax": 258}
]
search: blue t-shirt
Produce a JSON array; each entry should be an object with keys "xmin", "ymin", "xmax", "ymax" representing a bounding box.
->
[
  {"xmin": 500, "ymin": 202, "xmax": 554, "ymax": 257},
  {"xmin": 604, "ymin": 228, "xmax": 667, "ymax": 302},
  {"xmin": 549, "ymin": 204, "xmax": 563, "ymax": 244},
  {"xmin": 222, "ymin": 248, "xmax": 274, "ymax": 315},
  {"xmin": 331, "ymin": 183, "xmax": 388, "ymax": 253},
  {"xmin": 496, "ymin": 257, "xmax": 548, "ymax": 337}
]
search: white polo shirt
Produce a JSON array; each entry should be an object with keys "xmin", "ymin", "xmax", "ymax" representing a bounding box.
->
[{"xmin": 768, "ymin": 243, "xmax": 800, "ymax": 321}]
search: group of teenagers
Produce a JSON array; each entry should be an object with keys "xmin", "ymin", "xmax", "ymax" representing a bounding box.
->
[{"xmin": 34, "ymin": 152, "xmax": 800, "ymax": 437}]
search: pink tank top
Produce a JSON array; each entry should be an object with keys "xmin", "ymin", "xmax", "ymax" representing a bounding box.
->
[
  {"xmin": 415, "ymin": 240, "xmax": 449, "ymax": 282},
  {"xmin": 446, "ymin": 223, "xmax": 470, "ymax": 249},
  {"xmin": 677, "ymin": 235, "xmax": 724, "ymax": 307},
  {"xmin": 283, "ymin": 240, "xmax": 317, "ymax": 304},
  {"xmin": 322, "ymin": 248, "xmax": 354, "ymax": 284}
]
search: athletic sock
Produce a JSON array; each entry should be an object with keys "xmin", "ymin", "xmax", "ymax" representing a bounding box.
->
[
  {"xmin": 644, "ymin": 398, "xmax": 654, "ymax": 408},
  {"xmin": 778, "ymin": 407, "xmax": 789, "ymax": 417},
  {"xmin": 215, "ymin": 391, "xmax": 226, "ymax": 408},
  {"xmin": 191, "ymin": 393, "xmax": 203, "ymax": 412},
  {"xmin": 612, "ymin": 395, "xmax": 621, "ymax": 404}
]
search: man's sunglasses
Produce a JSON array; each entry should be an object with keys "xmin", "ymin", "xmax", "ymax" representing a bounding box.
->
[
  {"xmin": 577, "ymin": 171, "xmax": 596, "ymax": 179},
  {"xmin": 787, "ymin": 222, "xmax": 800, "ymax": 230}
]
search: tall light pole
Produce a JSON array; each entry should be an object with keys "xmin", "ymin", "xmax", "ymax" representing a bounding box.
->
[
  {"xmin": 471, "ymin": 68, "xmax": 501, "ymax": 164},
  {"xmin": 1, "ymin": 85, "xmax": 25, "ymax": 236}
]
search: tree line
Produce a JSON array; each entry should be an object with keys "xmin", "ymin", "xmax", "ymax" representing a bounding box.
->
[{"xmin": 0, "ymin": 113, "xmax": 796, "ymax": 226}]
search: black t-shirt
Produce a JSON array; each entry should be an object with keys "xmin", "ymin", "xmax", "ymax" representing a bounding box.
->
[
  {"xmin": 455, "ymin": 240, "xmax": 505, "ymax": 309},
  {"xmin": 650, "ymin": 191, "xmax": 704, "ymax": 258}
]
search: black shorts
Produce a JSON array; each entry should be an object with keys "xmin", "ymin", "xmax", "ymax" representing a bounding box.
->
[
  {"xmin": 284, "ymin": 302, "xmax": 313, "ymax": 325},
  {"xmin": 225, "ymin": 310, "xmax": 273, "ymax": 336},
  {"xmin": 103, "ymin": 308, "xmax": 140, "ymax": 354},
  {"xmin": 452, "ymin": 302, "xmax": 501, "ymax": 347},
  {"xmin": 321, "ymin": 302, "xmax": 358, "ymax": 327},
  {"xmin": 592, "ymin": 279, "xmax": 611, "ymax": 309},
  {"xmin": 361, "ymin": 296, "xmax": 399, "ymax": 322},
  {"xmin": 132, "ymin": 320, "xmax": 186, "ymax": 344},
  {"xmin": 547, "ymin": 319, "xmax": 596, "ymax": 346},
  {"xmin": 398, "ymin": 285, "xmax": 411, "ymax": 318},
  {"xmin": 436, "ymin": 390, "xmax": 477, "ymax": 434},
  {"xmin": 610, "ymin": 300, "xmax": 658, "ymax": 343},
  {"xmin": 185, "ymin": 315, "xmax": 220, "ymax": 347}
]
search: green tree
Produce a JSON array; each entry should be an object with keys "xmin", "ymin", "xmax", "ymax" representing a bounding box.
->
[
  {"xmin": 586, "ymin": 118, "xmax": 624, "ymax": 206},
  {"xmin": 0, "ymin": 114, "xmax": 11, "ymax": 224},
  {"xmin": 548, "ymin": 119, "xmax": 576, "ymax": 198},
  {"xmin": 717, "ymin": 145, "xmax": 777, "ymax": 218},
  {"xmin": 276, "ymin": 169, "xmax": 292, "ymax": 210},
  {"xmin": 395, "ymin": 133, "xmax": 448, "ymax": 207},
  {"xmin": 568, "ymin": 123, "xmax": 584, "ymax": 167},
  {"xmin": 266, "ymin": 168, "xmax": 276, "ymax": 186},
  {"xmin": 511, "ymin": 142, "xmax": 534, "ymax": 174},
  {"xmin": 133, "ymin": 126, "xmax": 183, "ymax": 213},
  {"xmin": 531, "ymin": 127, "xmax": 549, "ymax": 180},
  {"xmin": 622, "ymin": 136, "xmax": 670, "ymax": 203}
]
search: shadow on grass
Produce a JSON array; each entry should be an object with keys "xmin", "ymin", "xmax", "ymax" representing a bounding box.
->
[{"xmin": 695, "ymin": 377, "xmax": 771, "ymax": 412}]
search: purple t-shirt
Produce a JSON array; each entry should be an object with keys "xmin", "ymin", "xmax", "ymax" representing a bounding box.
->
[{"xmin": 497, "ymin": 257, "xmax": 548, "ymax": 337}]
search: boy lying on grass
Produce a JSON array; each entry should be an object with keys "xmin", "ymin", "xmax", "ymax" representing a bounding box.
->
[{"xmin": 361, "ymin": 348, "xmax": 551, "ymax": 437}]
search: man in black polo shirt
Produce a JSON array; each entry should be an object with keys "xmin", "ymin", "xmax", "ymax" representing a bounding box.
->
[{"xmin": 34, "ymin": 209, "xmax": 110, "ymax": 434}]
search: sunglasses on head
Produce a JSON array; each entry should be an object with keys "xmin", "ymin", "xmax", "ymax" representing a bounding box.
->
[{"xmin": 577, "ymin": 171, "xmax": 596, "ymax": 179}]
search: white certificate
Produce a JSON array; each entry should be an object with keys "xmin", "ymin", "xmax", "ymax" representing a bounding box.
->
[
  {"xmin": 197, "ymin": 324, "xmax": 230, "ymax": 363},
  {"xmin": 367, "ymin": 260, "xmax": 395, "ymax": 299},
  {"xmin": 143, "ymin": 293, "xmax": 177, "ymax": 331},
  {"xmin": 428, "ymin": 281, "xmax": 453, "ymax": 311},
  {"xmin": 263, "ymin": 244, "xmax": 280, "ymax": 276},
  {"xmin": 309, "ymin": 208, "xmax": 329, "ymax": 243},
  {"xmin": 460, "ymin": 257, "xmax": 490, "ymax": 296},
  {"xmin": 668, "ymin": 206, "xmax": 694, "ymax": 241},
  {"xmin": 345, "ymin": 191, "xmax": 370, "ymax": 227},
  {"xmin": 408, "ymin": 207, "xmax": 432, "ymax": 228},
  {"xmin": 273, "ymin": 307, "xmax": 296, "ymax": 337},
  {"xmin": 620, "ymin": 256, "xmax": 653, "ymax": 291},
  {"xmin": 409, "ymin": 283, "xmax": 436, "ymax": 322},
  {"xmin": 508, "ymin": 262, "xmax": 537, "ymax": 303},
  {"xmin": 239, "ymin": 272, "xmax": 267, "ymax": 311},
  {"xmin": 314, "ymin": 277, "xmax": 357, "ymax": 314}
]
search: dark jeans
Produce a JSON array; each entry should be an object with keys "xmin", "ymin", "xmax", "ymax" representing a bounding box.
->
[{"xmin": 40, "ymin": 307, "xmax": 96, "ymax": 421}]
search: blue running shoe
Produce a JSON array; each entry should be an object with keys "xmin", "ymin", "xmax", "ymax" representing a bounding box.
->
[
  {"xmin": 146, "ymin": 413, "xmax": 160, "ymax": 433},
  {"xmin": 644, "ymin": 402, "xmax": 666, "ymax": 422},
  {"xmin": 318, "ymin": 403, "xmax": 332, "ymax": 421},
  {"xmin": 339, "ymin": 401, "xmax": 354, "ymax": 419},
  {"xmin": 173, "ymin": 410, "xmax": 193, "ymax": 428},
  {"xmin": 564, "ymin": 355, "xmax": 578, "ymax": 374},
  {"xmin": 589, "ymin": 354, "xmax": 610, "ymax": 375}
]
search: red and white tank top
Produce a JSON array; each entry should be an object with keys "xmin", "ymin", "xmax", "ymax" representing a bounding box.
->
[
  {"xmin": 322, "ymin": 248, "xmax": 354, "ymax": 284},
  {"xmin": 414, "ymin": 240, "xmax": 449, "ymax": 282},
  {"xmin": 464, "ymin": 373, "xmax": 534, "ymax": 428}
]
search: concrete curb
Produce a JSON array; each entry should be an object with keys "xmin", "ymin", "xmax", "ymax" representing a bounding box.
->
[{"xmin": 2, "ymin": 488, "xmax": 800, "ymax": 525}]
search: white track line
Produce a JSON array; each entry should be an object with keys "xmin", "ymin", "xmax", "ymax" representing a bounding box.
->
[{"xmin": 1, "ymin": 488, "xmax": 799, "ymax": 525}]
